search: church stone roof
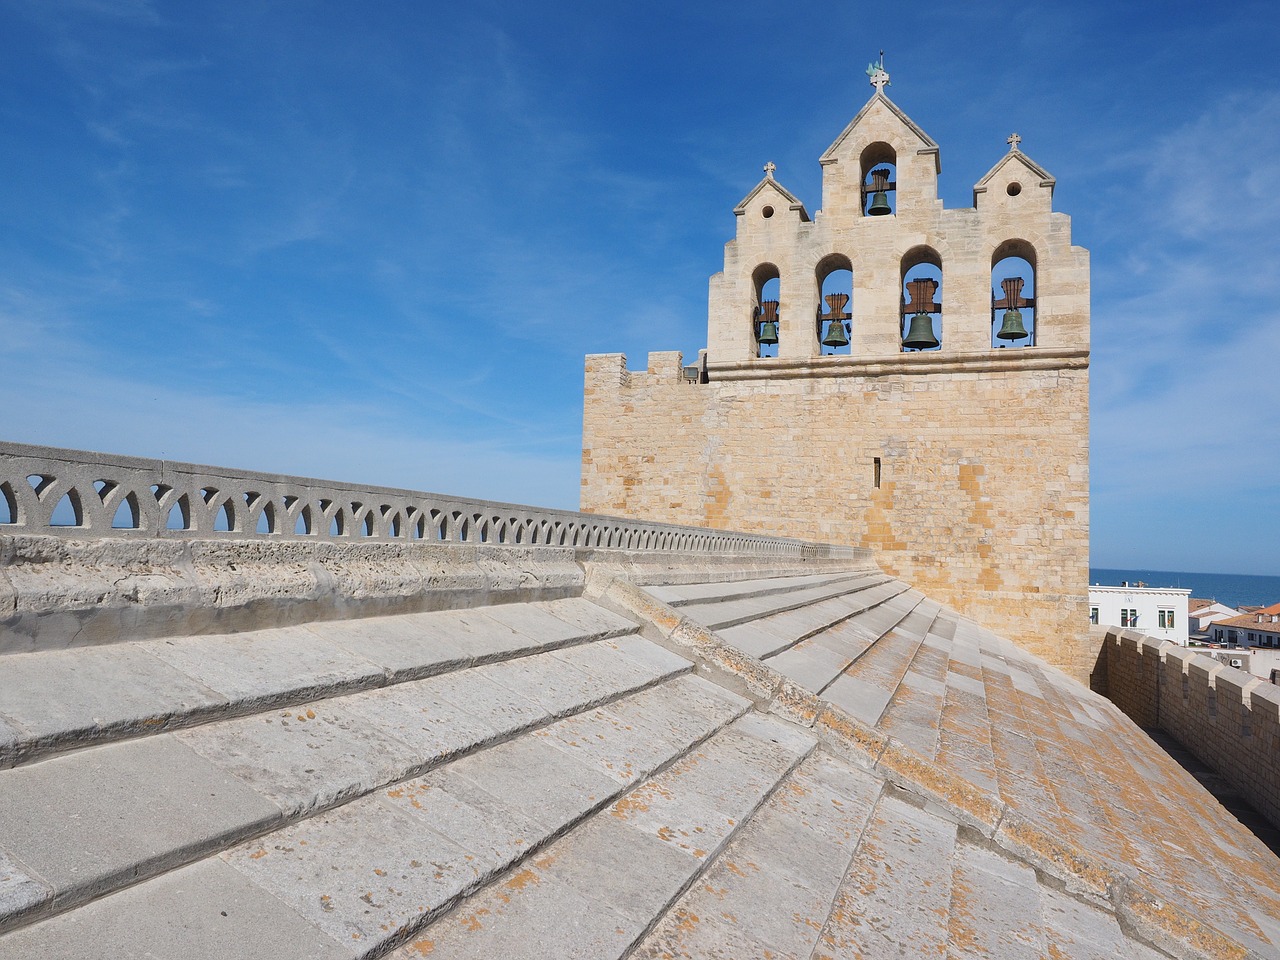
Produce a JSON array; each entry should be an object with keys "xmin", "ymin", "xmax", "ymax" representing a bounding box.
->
[
  {"xmin": 1, "ymin": 562, "xmax": 1277, "ymax": 958},
  {"xmin": 819, "ymin": 90, "xmax": 941, "ymax": 172},
  {"xmin": 733, "ymin": 174, "xmax": 811, "ymax": 221},
  {"xmin": 974, "ymin": 145, "xmax": 1057, "ymax": 202}
]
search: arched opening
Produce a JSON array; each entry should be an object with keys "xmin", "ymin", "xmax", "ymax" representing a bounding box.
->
[
  {"xmin": 860, "ymin": 142, "xmax": 897, "ymax": 217},
  {"xmin": 752, "ymin": 263, "xmax": 780, "ymax": 358},
  {"xmin": 111, "ymin": 492, "xmax": 140, "ymax": 529},
  {"xmin": 816, "ymin": 254, "xmax": 853, "ymax": 356},
  {"xmin": 991, "ymin": 240, "xmax": 1037, "ymax": 348},
  {"xmin": 167, "ymin": 495, "xmax": 191, "ymax": 531},
  {"xmin": 900, "ymin": 246, "xmax": 943, "ymax": 352}
]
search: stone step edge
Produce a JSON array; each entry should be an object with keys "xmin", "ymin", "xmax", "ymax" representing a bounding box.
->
[
  {"xmin": 657, "ymin": 571, "xmax": 879, "ymax": 608},
  {"xmin": 0, "ymin": 614, "xmax": 641, "ymax": 771},
  {"xmin": 0, "ymin": 654, "xmax": 691, "ymax": 938},
  {"xmin": 685, "ymin": 575, "xmax": 902, "ymax": 632},
  {"xmin": 826, "ymin": 604, "xmax": 944, "ymax": 720},
  {"xmin": 392, "ymin": 717, "xmax": 819, "ymax": 960},
  {"xmin": 584, "ymin": 565, "xmax": 1263, "ymax": 960},
  {"xmin": 754, "ymin": 583, "xmax": 919, "ymax": 669}
]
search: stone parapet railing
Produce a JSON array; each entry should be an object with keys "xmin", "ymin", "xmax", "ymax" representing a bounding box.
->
[
  {"xmin": 0, "ymin": 441, "xmax": 855, "ymax": 560},
  {"xmin": 1101, "ymin": 626, "xmax": 1280, "ymax": 830},
  {"xmin": 0, "ymin": 442, "xmax": 871, "ymax": 653}
]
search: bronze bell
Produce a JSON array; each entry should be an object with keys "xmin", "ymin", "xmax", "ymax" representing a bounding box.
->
[
  {"xmin": 902, "ymin": 312, "xmax": 939, "ymax": 350},
  {"xmin": 822, "ymin": 319, "xmax": 849, "ymax": 349},
  {"xmin": 867, "ymin": 191, "xmax": 892, "ymax": 216},
  {"xmin": 996, "ymin": 307, "xmax": 1029, "ymax": 341},
  {"xmin": 757, "ymin": 319, "xmax": 779, "ymax": 345}
]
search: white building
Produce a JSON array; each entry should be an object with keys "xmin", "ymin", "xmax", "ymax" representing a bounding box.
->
[
  {"xmin": 1089, "ymin": 582, "xmax": 1191, "ymax": 645},
  {"xmin": 1187, "ymin": 599, "xmax": 1241, "ymax": 643},
  {"xmin": 1208, "ymin": 611, "xmax": 1280, "ymax": 650}
]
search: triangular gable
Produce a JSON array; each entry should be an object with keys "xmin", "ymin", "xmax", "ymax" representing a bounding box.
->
[
  {"xmin": 973, "ymin": 149, "xmax": 1056, "ymax": 202},
  {"xmin": 733, "ymin": 176, "xmax": 811, "ymax": 221},
  {"xmin": 819, "ymin": 91, "xmax": 940, "ymax": 172}
]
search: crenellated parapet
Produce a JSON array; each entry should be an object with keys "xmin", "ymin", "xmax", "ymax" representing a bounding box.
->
[{"xmin": 1102, "ymin": 626, "xmax": 1280, "ymax": 829}]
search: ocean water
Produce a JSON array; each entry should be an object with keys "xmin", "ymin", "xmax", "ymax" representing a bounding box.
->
[{"xmin": 1090, "ymin": 568, "xmax": 1280, "ymax": 610}]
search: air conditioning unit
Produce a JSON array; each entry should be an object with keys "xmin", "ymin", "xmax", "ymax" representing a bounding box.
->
[{"xmin": 1229, "ymin": 658, "xmax": 1243, "ymax": 668}]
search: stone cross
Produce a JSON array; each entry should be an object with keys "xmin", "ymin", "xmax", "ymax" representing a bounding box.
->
[
  {"xmin": 763, "ymin": 161, "xmax": 776, "ymax": 179},
  {"xmin": 1007, "ymin": 132, "xmax": 1022, "ymax": 152}
]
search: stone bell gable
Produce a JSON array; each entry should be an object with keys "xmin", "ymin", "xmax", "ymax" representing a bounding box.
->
[{"xmin": 583, "ymin": 68, "xmax": 1092, "ymax": 682}]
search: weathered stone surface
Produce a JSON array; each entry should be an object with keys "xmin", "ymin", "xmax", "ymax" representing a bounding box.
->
[
  {"xmin": 820, "ymin": 792, "xmax": 957, "ymax": 958},
  {"xmin": 176, "ymin": 700, "xmax": 419, "ymax": 817},
  {"xmin": 0, "ymin": 737, "xmax": 279, "ymax": 902},
  {"xmin": 140, "ymin": 625, "xmax": 386, "ymax": 705},
  {"xmin": 0, "ymin": 852, "xmax": 49, "ymax": 925},
  {"xmin": 0, "ymin": 859, "xmax": 349, "ymax": 960},
  {"xmin": 396, "ymin": 865, "xmax": 636, "ymax": 960},
  {"xmin": 0, "ymin": 644, "xmax": 227, "ymax": 757},
  {"xmin": 225, "ymin": 795, "xmax": 481, "ymax": 949},
  {"xmin": 334, "ymin": 675, "xmax": 504, "ymax": 765},
  {"xmin": 442, "ymin": 734, "xmax": 621, "ymax": 832},
  {"xmin": 534, "ymin": 597, "xmax": 638, "ymax": 638},
  {"xmin": 947, "ymin": 841, "xmax": 1048, "ymax": 959},
  {"xmin": 637, "ymin": 753, "xmax": 880, "ymax": 959}
]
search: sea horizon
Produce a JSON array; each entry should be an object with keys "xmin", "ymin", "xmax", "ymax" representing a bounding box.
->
[{"xmin": 1089, "ymin": 567, "xmax": 1280, "ymax": 610}]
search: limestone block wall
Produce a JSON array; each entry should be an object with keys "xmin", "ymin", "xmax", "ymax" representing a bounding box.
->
[
  {"xmin": 1104, "ymin": 628, "xmax": 1280, "ymax": 829},
  {"xmin": 581, "ymin": 349, "xmax": 1091, "ymax": 681}
]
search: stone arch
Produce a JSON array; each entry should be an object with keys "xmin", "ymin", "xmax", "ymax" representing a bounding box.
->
[
  {"xmin": 900, "ymin": 245, "xmax": 943, "ymax": 352},
  {"xmin": 859, "ymin": 142, "xmax": 897, "ymax": 217},
  {"xmin": 751, "ymin": 262, "xmax": 781, "ymax": 359},
  {"xmin": 815, "ymin": 253, "xmax": 853, "ymax": 356},
  {"xmin": 991, "ymin": 238, "xmax": 1038, "ymax": 348}
]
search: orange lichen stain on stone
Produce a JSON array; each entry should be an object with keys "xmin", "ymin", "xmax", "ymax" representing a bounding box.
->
[
  {"xmin": 248, "ymin": 848, "xmax": 268, "ymax": 860},
  {"xmin": 674, "ymin": 909, "xmax": 701, "ymax": 934},
  {"xmin": 505, "ymin": 868, "xmax": 541, "ymax": 892},
  {"xmin": 305, "ymin": 708, "xmax": 316, "ymax": 719},
  {"xmin": 319, "ymin": 894, "xmax": 333, "ymax": 912},
  {"xmin": 386, "ymin": 788, "xmax": 404, "ymax": 799},
  {"xmin": 374, "ymin": 868, "xmax": 386, "ymax": 877},
  {"xmin": 657, "ymin": 826, "xmax": 676, "ymax": 842},
  {"xmin": 612, "ymin": 792, "xmax": 652, "ymax": 819},
  {"xmin": 1125, "ymin": 895, "xmax": 1251, "ymax": 959}
]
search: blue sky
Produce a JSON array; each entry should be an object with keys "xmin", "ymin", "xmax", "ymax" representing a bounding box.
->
[{"xmin": 1, "ymin": 1, "xmax": 1277, "ymax": 575}]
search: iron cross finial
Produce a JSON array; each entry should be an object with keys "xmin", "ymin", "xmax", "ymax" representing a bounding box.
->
[
  {"xmin": 1007, "ymin": 132, "xmax": 1022, "ymax": 151},
  {"xmin": 867, "ymin": 51, "xmax": 890, "ymax": 91},
  {"xmin": 763, "ymin": 161, "xmax": 776, "ymax": 179}
]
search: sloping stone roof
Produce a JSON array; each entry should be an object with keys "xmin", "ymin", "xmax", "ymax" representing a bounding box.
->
[{"xmin": 0, "ymin": 565, "xmax": 1277, "ymax": 958}]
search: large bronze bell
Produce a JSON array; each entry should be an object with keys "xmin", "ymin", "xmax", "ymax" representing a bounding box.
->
[
  {"xmin": 822, "ymin": 319, "xmax": 849, "ymax": 348},
  {"xmin": 867, "ymin": 191, "xmax": 892, "ymax": 216},
  {"xmin": 996, "ymin": 307, "xmax": 1029, "ymax": 341},
  {"xmin": 902, "ymin": 312, "xmax": 939, "ymax": 350},
  {"xmin": 757, "ymin": 319, "xmax": 779, "ymax": 345}
]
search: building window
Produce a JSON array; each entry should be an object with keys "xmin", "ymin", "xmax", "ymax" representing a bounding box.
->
[
  {"xmin": 1158, "ymin": 609, "xmax": 1175, "ymax": 629},
  {"xmin": 1090, "ymin": 607, "xmax": 1099, "ymax": 625},
  {"xmin": 1121, "ymin": 608, "xmax": 1138, "ymax": 628}
]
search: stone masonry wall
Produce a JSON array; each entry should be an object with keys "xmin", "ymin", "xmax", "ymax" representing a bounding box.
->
[
  {"xmin": 581, "ymin": 349, "xmax": 1091, "ymax": 681},
  {"xmin": 1103, "ymin": 627, "xmax": 1280, "ymax": 829}
]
